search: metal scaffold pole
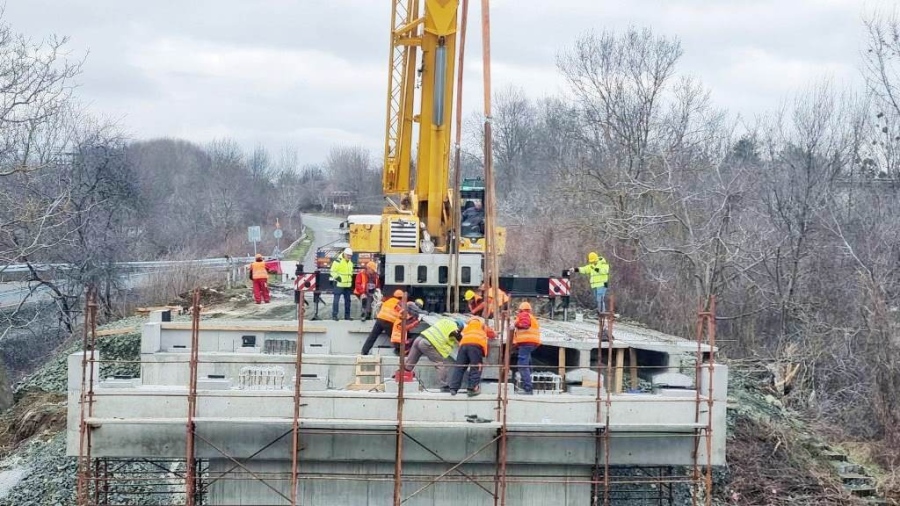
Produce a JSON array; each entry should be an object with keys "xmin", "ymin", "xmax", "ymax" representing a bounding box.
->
[
  {"xmin": 185, "ymin": 289, "xmax": 201, "ymax": 506},
  {"xmin": 692, "ymin": 296, "xmax": 716, "ymax": 505},
  {"xmin": 447, "ymin": 0, "xmax": 469, "ymax": 313},
  {"xmin": 291, "ymin": 293, "xmax": 308, "ymax": 505},
  {"xmin": 76, "ymin": 287, "xmax": 98, "ymax": 505},
  {"xmin": 394, "ymin": 294, "xmax": 409, "ymax": 505}
]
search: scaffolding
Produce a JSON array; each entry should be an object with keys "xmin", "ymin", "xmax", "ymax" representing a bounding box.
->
[{"xmin": 73, "ymin": 285, "xmax": 719, "ymax": 506}]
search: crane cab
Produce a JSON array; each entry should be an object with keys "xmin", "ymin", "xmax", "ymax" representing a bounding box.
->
[{"xmin": 459, "ymin": 178, "xmax": 505, "ymax": 254}]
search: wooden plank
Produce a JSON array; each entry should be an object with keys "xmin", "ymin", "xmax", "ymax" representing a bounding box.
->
[
  {"xmin": 615, "ymin": 348, "xmax": 625, "ymax": 394},
  {"xmin": 558, "ymin": 347, "xmax": 566, "ymax": 384},
  {"xmin": 629, "ymin": 347, "xmax": 638, "ymax": 390}
]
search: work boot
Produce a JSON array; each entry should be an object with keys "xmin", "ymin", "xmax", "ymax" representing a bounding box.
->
[
  {"xmin": 467, "ymin": 386, "xmax": 481, "ymax": 397},
  {"xmin": 450, "ymin": 390, "xmax": 458, "ymax": 396},
  {"xmin": 332, "ymin": 315, "xmax": 339, "ymax": 321},
  {"xmin": 440, "ymin": 386, "xmax": 452, "ymax": 393}
]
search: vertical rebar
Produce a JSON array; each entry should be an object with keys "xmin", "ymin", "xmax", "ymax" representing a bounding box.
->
[
  {"xmin": 691, "ymin": 297, "xmax": 706, "ymax": 506},
  {"xmin": 394, "ymin": 293, "xmax": 409, "ymax": 505},
  {"xmin": 448, "ymin": 0, "xmax": 470, "ymax": 313},
  {"xmin": 291, "ymin": 295, "xmax": 307, "ymax": 505},
  {"xmin": 185, "ymin": 289, "xmax": 201, "ymax": 506}
]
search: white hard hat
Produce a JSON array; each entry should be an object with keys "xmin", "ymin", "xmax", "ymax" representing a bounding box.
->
[{"xmin": 343, "ymin": 248, "xmax": 353, "ymax": 256}]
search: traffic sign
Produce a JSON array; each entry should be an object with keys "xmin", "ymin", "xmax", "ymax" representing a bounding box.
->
[
  {"xmin": 248, "ymin": 226, "xmax": 261, "ymax": 243},
  {"xmin": 273, "ymin": 229, "xmax": 283, "ymax": 239}
]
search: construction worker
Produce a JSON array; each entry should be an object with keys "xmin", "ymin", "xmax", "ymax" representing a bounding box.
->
[
  {"xmin": 467, "ymin": 285, "xmax": 508, "ymax": 318},
  {"xmin": 449, "ymin": 316, "xmax": 496, "ymax": 396},
  {"xmin": 404, "ymin": 317, "xmax": 463, "ymax": 392},
  {"xmin": 391, "ymin": 300, "xmax": 425, "ymax": 355},
  {"xmin": 570, "ymin": 252, "xmax": 610, "ymax": 313},
  {"xmin": 354, "ymin": 261, "xmax": 380, "ymax": 321},
  {"xmin": 249, "ymin": 254, "xmax": 271, "ymax": 304},
  {"xmin": 513, "ymin": 302, "xmax": 541, "ymax": 395},
  {"xmin": 464, "ymin": 290, "xmax": 483, "ymax": 314},
  {"xmin": 361, "ymin": 289, "xmax": 404, "ymax": 355},
  {"xmin": 330, "ymin": 248, "xmax": 354, "ymax": 320}
]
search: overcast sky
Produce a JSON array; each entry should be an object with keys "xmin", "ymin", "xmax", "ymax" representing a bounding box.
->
[{"xmin": 3, "ymin": 0, "xmax": 893, "ymax": 164}]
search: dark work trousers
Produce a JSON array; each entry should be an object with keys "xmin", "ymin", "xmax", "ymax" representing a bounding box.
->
[
  {"xmin": 516, "ymin": 344, "xmax": 537, "ymax": 392},
  {"xmin": 360, "ymin": 294, "xmax": 373, "ymax": 320},
  {"xmin": 361, "ymin": 318, "xmax": 393, "ymax": 355},
  {"xmin": 449, "ymin": 344, "xmax": 485, "ymax": 392},
  {"xmin": 332, "ymin": 287, "xmax": 351, "ymax": 320}
]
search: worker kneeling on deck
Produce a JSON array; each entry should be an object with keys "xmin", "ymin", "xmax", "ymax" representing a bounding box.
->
[
  {"xmin": 391, "ymin": 300, "xmax": 425, "ymax": 355},
  {"xmin": 449, "ymin": 316, "xmax": 496, "ymax": 397},
  {"xmin": 513, "ymin": 302, "xmax": 541, "ymax": 395},
  {"xmin": 361, "ymin": 289, "xmax": 404, "ymax": 355},
  {"xmin": 404, "ymin": 317, "xmax": 464, "ymax": 392}
]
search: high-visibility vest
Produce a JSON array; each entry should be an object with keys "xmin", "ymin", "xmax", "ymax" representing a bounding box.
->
[
  {"xmin": 391, "ymin": 316, "xmax": 419, "ymax": 344},
  {"xmin": 577, "ymin": 259, "xmax": 610, "ymax": 289},
  {"xmin": 459, "ymin": 320, "xmax": 493, "ymax": 355},
  {"xmin": 250, "ymin": 261, "xmax": 269, "ymax": 280},
  {"xmin": 377, "ymin": 297, "xmax": 401, "ymax": 323},
  {"xmin": 420, "ymin": 318, "xmax": 459, "ymax": 358},
  {"xmin": 513, "ymin": 312, "xmax": 541, "ymax": 346},
  {"xmin": 330, "ymin": 258, "xmax": 354, "ymax": 288},
  {"xmin": 355, "ymin": 270, "xmax": 379, "ymax": 296}
]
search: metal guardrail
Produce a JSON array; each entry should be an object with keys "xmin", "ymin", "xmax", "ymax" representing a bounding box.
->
[{"xmin": 1, "ymin": 257, "xmax": 257, "ymax": 274}]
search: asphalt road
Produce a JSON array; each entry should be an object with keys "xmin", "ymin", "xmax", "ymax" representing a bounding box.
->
[{"xmin": 299, "ymin": 214, "xmax": 346, "ymax": 270}]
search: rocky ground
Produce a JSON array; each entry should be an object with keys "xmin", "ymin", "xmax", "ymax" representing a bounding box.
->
[{"xmin": 0, "ymin": 281, "xmax": 896, "ymax": 505}]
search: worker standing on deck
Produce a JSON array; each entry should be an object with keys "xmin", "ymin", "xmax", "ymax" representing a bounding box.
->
[
  {"xmin": 465, "ymin": 286, "xmax": 508, "ymax": 318},
  {"xmin": 354, "ymin": 261, "xmax": 380, "ymax": 321},
  {"xmin": 249, "ymin": 254, "xmax": 271, "ymax": 304},
  {"xmin": 360, "ymin": 289, "xmax": 404, "ymax": 355},
  {"xmin": 513, "ymin": 302, "xmax": 541, "ymax": 395},
  {"xmin": 404, "ymin": 317, "xmax": 463, "ymax": 392},
  {"xmin": 449, "ymin": 316, "xmax": 496, "ymax": 396},
  {"xmin": 391, "ymin": 300, "xmax": 425, "ymax": 355},
  {"xmin": 330, "ymin": 248, "xmax": 354, "ymax": 321},
  {"xmin": 570, "ymin": 252, "xmax": 610, "ymax": 313}
]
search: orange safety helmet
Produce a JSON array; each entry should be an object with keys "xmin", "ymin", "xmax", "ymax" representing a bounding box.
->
[
  {"xmin": 255, "ymin": 254, "xmax": 263, "ymax": 261},
  {"xmin": 366, "ymin": 261, "xmax": 377, "ymax": 270},
  {"xmin": 518, "ymin": 301, "xmax": 532, "ymax": 311},
  {"xmin": 393, "ymin": 289, "xmax": 404, "ymax": 298}
]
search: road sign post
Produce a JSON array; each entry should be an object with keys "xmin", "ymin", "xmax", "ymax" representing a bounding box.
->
[{"xmin": 248, "ymin": 226, "xmax": 261, "ymax": 255}]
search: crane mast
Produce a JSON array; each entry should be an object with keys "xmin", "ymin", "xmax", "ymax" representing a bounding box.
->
[{"xmin": 383, "ymin": 0, "xmax": 458, "ymax": 250}]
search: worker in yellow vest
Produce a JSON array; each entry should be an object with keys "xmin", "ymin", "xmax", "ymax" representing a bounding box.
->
[
  {"xmin": 330, "ymin": 248, "xmax": 354, "ymax": 320},
  {"xmin": 513, "ymin": 302, "xmax": 541, "ymax": 395},
  {"xmin": 404, "ymin": 317, "xmax": 464, "ymax": 392},
  {"xmin": 360, "ymin": 289, "xmax": 404, "ymax": 355},
  {"xmin": 448, "ymin": 316, "xmax": 496, "ymax": 396},
  {"xmin": 570, "ymin": 251, "xmax": 610, "ymax": 313},
  {"xmin": 249, "ymin": 254, "xmax": 271, "ymax": 304}
]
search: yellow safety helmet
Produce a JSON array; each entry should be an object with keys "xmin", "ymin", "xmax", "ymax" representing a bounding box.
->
[
  {"xmin": 588, "ymin": 252, "xmax": 599, "ymax": 263},
  {"xmin": 414, "ymin": 298, "xmax": 424, "ymax": 308},
  {"xmin": 393, "ymin": 289, "xmax": 404, "ymax": 298},
  {"xmin": 464, "ymin": 290, "xmax": 476, "ymax": 301},
  {"xmin": 518, "ymin": 301, "xmax": 532, "ymax": 311}
]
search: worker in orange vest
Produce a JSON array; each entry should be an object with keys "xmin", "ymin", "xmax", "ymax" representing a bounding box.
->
[
  {"xmin": 354, "ymin": 261, "xmax": 380, "ymax": 321},
  {"xmin": 360, "ymin": 289, "xmax": 404, "ymax": 355},
  {"xmin": 249, "ymin": 254, "xmax": 271, "ymax": 304},
  {"xmin": 448, "ymin": 316, "xmax": 496, "ymax": 396},
  {"xmin": 513, "ymin": 301, "xmax": 541, "ymax": 395},
  {"xmin": 390, "ymin": 300, "xmax": 425, "ymax": 355}
]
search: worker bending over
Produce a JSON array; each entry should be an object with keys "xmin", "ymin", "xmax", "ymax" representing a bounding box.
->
[
  {"xmin": 330, "ymin": 248, "xmax": 354, "ymax": 321},
  {"xmin": 464, "ymin": 285, "xmax": 509, "ymax": 318},
  {"xmin": 404, "ymin": 317, "xmax": 464, "ymax": 392},
  {"xmin": 354, "ymin": 261, "xmax": 380, "ymax": 321},
  {"xmin": 249, "ymin": 254, "xmax": 271, "ymax": 304},
  {"xmin": 391, "ymin": 300, "xmax": 425, "ymax": 355},
  {"xmin": 361, "ymin": 289, "xmax": 404, "ymax": 355},
  {"xmin": 570, "ymin": 251, "xmax": 610, "ymax": 313},
  {"xmin": 449, "ymin": 316, "xmax": 496, "ymax": 396},
  {"xmin": 513, "ymin": 302, "xmax": 541, "ymax": 395}
]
